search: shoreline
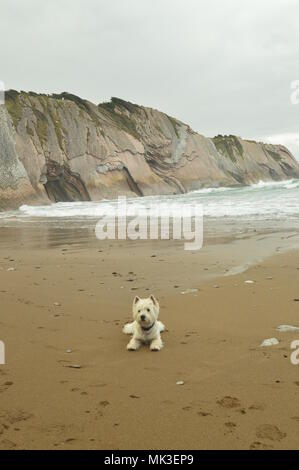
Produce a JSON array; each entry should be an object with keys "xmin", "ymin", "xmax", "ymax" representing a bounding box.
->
[
  {"xmin": 0, "ymin": 229, "xmax": 299, "ymax": 449},
  {"xmin": 0, "ymin": 222, "xmax": 299, "ymax": 282}
]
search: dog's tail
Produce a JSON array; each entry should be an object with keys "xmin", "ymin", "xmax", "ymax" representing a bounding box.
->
[{"xmin": 123, "ymin": 322, "xmax": 135, "ymax": 335}]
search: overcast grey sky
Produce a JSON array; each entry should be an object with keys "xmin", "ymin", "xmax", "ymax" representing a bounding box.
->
[{"xmin": 1, "ymin": 0, "xmax": 299, "ymax": 157}]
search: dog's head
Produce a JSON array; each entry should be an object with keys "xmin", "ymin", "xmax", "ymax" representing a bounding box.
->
[{"xmin": 132, "ymin": 295, "xmax": 159, "ymax": 328}]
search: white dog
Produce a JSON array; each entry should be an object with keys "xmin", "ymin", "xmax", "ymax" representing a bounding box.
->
[{"xmin": 123, "ymin": 295, "xmax": 165, "ymax": 351}]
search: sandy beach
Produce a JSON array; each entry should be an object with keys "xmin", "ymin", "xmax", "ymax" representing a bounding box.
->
[
  {"xmin": 2, "ymin": 0, "xmax": 299, "ymax": 457},
  {"xmin": 0, "ymin": 226, "xmax": 299, "ymax": 450}
]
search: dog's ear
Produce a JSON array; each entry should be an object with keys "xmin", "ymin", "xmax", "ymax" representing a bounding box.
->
[
  {"xmin": 150, "ymin": 295, "xmax": 157, "ymax": 305},
  {"xmin": 133, "ymin": 296, "xmax": 140, "ymax": 305}
]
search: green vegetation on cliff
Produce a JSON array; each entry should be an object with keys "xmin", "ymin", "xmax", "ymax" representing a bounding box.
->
[
  {"xmin": 99, "ymin": 97, "xmax": 140, "ymax": 140},
  {"xmin": 5, "ymin": 90, "xmax": 23, "ymax": 128},
  {"xmin": 167, "ymin": 115, "xmax": 180, "ymax": 138},
  {"xmin": 213, "ymin": 135, "xmax": 244, "ymax": 163}
]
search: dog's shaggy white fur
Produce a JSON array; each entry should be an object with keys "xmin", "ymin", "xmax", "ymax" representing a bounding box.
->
[{"xmin": 123, "ymin": 295, "xmax": 165, "ymax": 351}]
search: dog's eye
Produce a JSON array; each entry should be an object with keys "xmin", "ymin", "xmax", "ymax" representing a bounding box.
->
[
  {"xmin": 147, "ymin": 308, "xmax": 150, "ymax": 312},
  {"xmin": 138, "ymin": 309, "xmax": 141, "ymax": 313}
]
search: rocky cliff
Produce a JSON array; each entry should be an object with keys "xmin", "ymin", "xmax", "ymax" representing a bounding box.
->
[{"xmin": 0, "ymin": 91, "xmax": 298, "ymax": 210}]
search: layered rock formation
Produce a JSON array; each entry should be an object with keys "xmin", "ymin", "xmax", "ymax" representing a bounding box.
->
[{"xmin": 0, "ymin": 91, "xmax": 298, "ymax": 210}]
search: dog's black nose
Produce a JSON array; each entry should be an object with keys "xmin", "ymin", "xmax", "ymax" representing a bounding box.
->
[{"xmin": 140, "ymin": 314, "xmax": 146, "ymax": 321}]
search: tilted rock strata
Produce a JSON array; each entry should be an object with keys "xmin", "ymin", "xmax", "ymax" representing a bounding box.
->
[{"xmin": 0, "ymin": 91, "xmax": 298, "ymax": 209}]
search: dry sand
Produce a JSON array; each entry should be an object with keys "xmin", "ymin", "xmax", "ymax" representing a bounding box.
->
[{"xmin": 0, "ymin": 229, "xmax": 299, "ymax": 450}]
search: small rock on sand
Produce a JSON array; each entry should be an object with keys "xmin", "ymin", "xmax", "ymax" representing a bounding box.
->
[
  {"xmin": 67, "ymin": 364, "xmax": 81, "ymax": 369},
  {"xmin": 276, "ymin": 325, "xmax": 299, "ymax": 333},
  {"xmin": 181, "ymin": 289, "xmax": 198, "ymax": 295},
  {"xmin": 260, "ymin": 338, "xmax": 279, "ymax": 347},
  {"xmin": 245, "ymin": 280, "xmax": 254, "ymax": 284},
  {"xmin": 176, "ymin": 381, "xmax": 185, "ymax": 385}
]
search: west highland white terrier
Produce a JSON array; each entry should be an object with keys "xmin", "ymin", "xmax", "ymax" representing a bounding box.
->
[{"xmin": 123, "ymin": 295, "xmax": 165, "ymax": 351}]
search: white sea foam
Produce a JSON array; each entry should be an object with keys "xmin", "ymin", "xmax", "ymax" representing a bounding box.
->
[{"xmin": 0, "ymin": 178, "xmax": 298, "ymax": 222}]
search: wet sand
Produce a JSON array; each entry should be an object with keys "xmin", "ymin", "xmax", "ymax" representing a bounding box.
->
[{"xmin": 0, "ymin": 229, "xmax": 299, "ymax": 449}]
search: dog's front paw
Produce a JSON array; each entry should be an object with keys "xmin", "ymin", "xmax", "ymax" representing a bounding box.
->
[
  {"xmin": 150, "ymin": 340, "xmax": 163, "ymax": 351},
  {"xmin": 127, "ymin": 339, "xmax": 140, "ymax": 351}
]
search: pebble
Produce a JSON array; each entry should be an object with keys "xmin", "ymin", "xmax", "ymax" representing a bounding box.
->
[
  {"xmin": 245, "ymin": 280, "xmax": 254, "ymax": 284},
  {"xmin": 176, "ymin": 381, "xmax": 185, "ymax": 386},
  {"xmin": 276, "ymin": 325, "xmax": 299, "ymax": 333},
  {"xmin": 7, "ymin": 267, "xmax": 15, "ymax": 272},
  {"xmin": 66, "ymin": 349, "xmax": 72, "ymax": 353},
  {"xmin": 53, "ymin": 302, "xmax": 61, "ymax": 307},
  {"xmin": 181, "ymin": 289, "xmax": 198, "ymax": 295},
  {"xmin": 260, "ymin": 338, "xmax": 279, "ymax": 347},
  {"xmin": 68, "ymin": 364, "xmax": 81, "ymax": 369}
]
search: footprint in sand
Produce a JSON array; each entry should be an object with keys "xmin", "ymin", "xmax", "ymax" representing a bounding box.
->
[
  {"xmin": 0, "ymin": 409, "xmax": 33, "ymax": 425},
  {"xmin": 249, "ymin": 403, "xmax": 266, "ymax": 411},
  {"xmin": 250, "ymin": 441, "xmax": 272, "ymax": 450},
  {"xmin": 256, "ymin": 424, "xmax": 286, "ymax": 441},
  {"xmin": 182, "ymin": 406, "xmax": 192, "ymax": 411},
  {"xmin": 0, "ymin": 409, "xmax": 33, "ymax": 441},
  {"xmin": 64, "ymin": 438, "xmax": 76, "ymax": 443},
  {"xmin": 0, "ymin": 381, "xmax": 13, "ymax": 393},
  {"xmin": 225, "ymin": 421, "xmax": 237, "ymax": 431},
  {"xmin": 99, "ymin": 400, "xmax": 110, "ymax": 407},
  {"xmin": 197, "ymin": 411, "xmax": 212, "ymax": 417},
  {"xmin": 0, "ymin": 424, "xmax": 9, "ymax": 435},
  {"xmin": 217, "ymin": 396, "xmax": 241, "ymax": 409},
  {"xmin": 0, "ymin": 439, "xmax": 17, "ymax": 449}
]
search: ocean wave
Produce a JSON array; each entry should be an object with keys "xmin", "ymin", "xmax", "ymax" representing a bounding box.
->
[
  {"xmin": 2, "ymin": 178, "xmax": 298, "ymax": 221},
  {"xmin": 250, "ymin": 179, "xmax": 299, "ymax": 190},
  {"xmin": 191, "ymin": 186, "xmax": 236, "ymax": 195}
]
